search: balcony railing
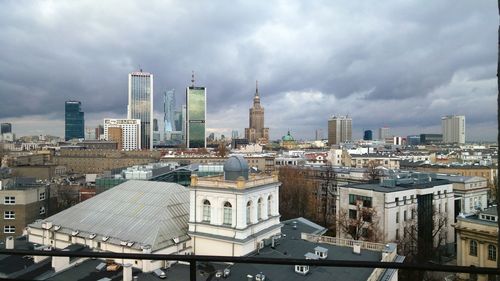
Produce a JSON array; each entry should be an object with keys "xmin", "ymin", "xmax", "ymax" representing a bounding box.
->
[{"xmin": 0, "ymin": 249, "xmax": 498, "ymax": 281}]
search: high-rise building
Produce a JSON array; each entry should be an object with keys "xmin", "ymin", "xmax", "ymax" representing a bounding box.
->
[
  {"xmin": 95, "ymin": 125, "xmax": 104, "ymax": 140},
  {"xmin": 186, "ymin": 76, "xmax": 206, "ymax": 148},
  {"xmin": 231, "ymin": 130, "xmax": 239, "ymax": 139},
  {"xmin": 244, "ymin": 81, "xmax": 269, "ymax": 144},
  {"xmin": 379, "ymin": 127, "xmax": 390, "ymax": 140},
  {"xmin": 1, "ymin": 123, "xmax": 12, "ymax": 134},
  {"xmin": 442, "ymin": 115, "xmax": 465, "ymax": 144},
  {"xmin": 327, "ymin": 115, "xmax": 352, "ymax": 146},
  {"xmin": 315, "ymin": 129, "xmax": 323, "ymax": 141},
  {"xmin": 128, "ymin": 71, "xmax": 153, "ymax": 150},
  {"xmin": 65, "ymin": 101, "xmax": 85, "ymax": 141},
  {"xmin": 363, "ymin": 130, "xmax": 373, "ymax": 141},
  {"xmin": 104, "ymin": 119, "xmax": 141, "ymax": 151},
  {"xmin": 164, "ymin": 89, "xmax": 176, "ymax": 141}
]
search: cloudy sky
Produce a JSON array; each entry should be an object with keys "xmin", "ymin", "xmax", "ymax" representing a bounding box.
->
[{"xmin": 0, "ymin": 0, "xmax": 497, "ymax": 141}]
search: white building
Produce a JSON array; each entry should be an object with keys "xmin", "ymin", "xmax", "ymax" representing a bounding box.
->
[
  {"xmin": 103, "ymin": 118, "xmax": 141, "ymax": 151},
  {"xmin": 337, "ymin": 173, "xmax": 455, "ymax": 250},
  {"xmin": 442, "ymin": 115, "xmax": 465, "ymax": 144},
  {"xmin": 188, "ymin": 155, "xmax": 281, "ymax": 256},
  {"xmin": 436, "ymin": 175, "xmax": 488, "ymax": 216}
]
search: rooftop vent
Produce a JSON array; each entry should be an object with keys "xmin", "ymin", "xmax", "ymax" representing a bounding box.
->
[
  {"xmin": 54, "ymin": 225, "xmax": 61, "ymax": 231},
  {"xmin": 120, "ymin": 241, "xmax": 128, "ymax": 246},
  {"xmin": 255, "ymin": 272, "xmax": 266, "ymax": 281},
  {"xmin": 126, "ymin": 242, "xmax": 135, "ymax": 247},
  {"xmin": 102, "ymin": 236, "xmax": 110, "ymax": 242},
  {"xmin": 89, "ymin": 233, "xmax": 96, "ymax": 239},
  {"xmin": 353, "ymin": 242, "xmax": 361, "ymax": 254},
  {"xmin": 314, "ymin": 246, "xmax": 328, "ymax": 259},
  {"xmin": 173, "ymin": 237, "xmax": 180, "ymax": 244},
  {"xmin": 42, "ymin": 221, "xmax": 53, "ymax": 230},
  {"xmin": 71, "ymin": 230, "xmax": 79, "ymax": 236}
]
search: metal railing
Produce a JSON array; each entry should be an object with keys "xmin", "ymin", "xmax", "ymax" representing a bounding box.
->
[{"xmin": 0, "ymin": 249, "xmax": 499, "ymax": 281}]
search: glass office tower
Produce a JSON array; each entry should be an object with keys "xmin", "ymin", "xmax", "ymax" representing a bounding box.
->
[
  {"xmin": 186, "ymin": 86, "xmax": 206, "ymax": 148},
  {"xmin": 164, "ymin": 89, "xmax": 175, "ymax": 140},
  {"xmin": 0, "ymin": 123, "xmax": 12, "ymax": 134},
  {"xmin": 128, "ymin": 71, "xmax": 153, "ymax": 150},
  {"xmin": 65, "ymin": 101, "xmax": 85, "ymax": 141}
]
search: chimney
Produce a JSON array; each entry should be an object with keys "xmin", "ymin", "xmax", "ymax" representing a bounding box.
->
[
  {"xmin": 123, "ymin": 263, "xmax": 132, "ymax": 281},
  {"xmin": 5, "ymin": 236, "xmax": 14, "ymax": 250}
]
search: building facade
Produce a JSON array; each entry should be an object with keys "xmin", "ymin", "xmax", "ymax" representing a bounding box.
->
[
  {"xmin": 244, "ymin": 82, "xmax": 269, "ymax": 144},
  {"xmin": 455, "ymin": 207, "xmax": 498, "ymax": 281},
  {"xmin": 328, "ymin": 115, "xmax": 352, "ymax": 146},
  {"xmin": 442, "ymin": 115, "xmax": 465, "ymax": 144},
  {"xmin": 379, "ymin": 127, "xmax": 390, "ymax": 140},
  {"xmin": 164, "ymin": 89, "xmax": 176, "ymax": 141},
  {"xmin": 128, "ymin": 71, "xmax": 153, "ymax": 150},
  {"xmin": 103, "ymin": 119, "xmax": 141, "ymax": 151},
  {"xmin": 1, "ymin": 123, "xmax": 12, "ymax": 134},
  {"xmin": 64, "ymin": 101, "xmax": 84, "ymax": 141},
  {"xmin": 186, "ymin": 86, "xmax": 206, "ymax": 148},
  {"xmin": 0, "ymin": 178, "xmax": 54, "ymax": 240}
]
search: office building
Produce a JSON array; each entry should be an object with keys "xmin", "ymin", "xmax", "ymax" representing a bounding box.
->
[
  {"xmin": 103, "ymin": 119, "xmax": 141, "ymax": 151},
  {"xmin": 186, "ymin": 79, "xmax": 206, "ymax": 148},
  {"xmin": 442, "ymin": 115, "xmax": 465, "ymax": 144},
  {"xmin": 420, "ymin": 134, "xmax": 442, "ymax": 144},
  {"xmin": 95, "ymin": 125, "xmax": 104, "ymax": 140},
  {"xmin": 231, "ymin": 130, "xmax": 238, "ymax": 139},
  {"xmin": 406, "ymin": 135, "xmax": 420, "ymax": 146},
  {"xmin": 327, "ymin": 115, "xmax": 352, "ymax": 146},
  {"xmin": 244, "ymin": 81, "xmax": 269, "ymax": 144},
  {"xmin": 64, "ymin": 101, "xmax": 84, "ymax": 141},
  {"xmin": 164, "ymin": 89, "xmax": 176, "ymax": 141},
  {"xmin": 363, "ymin": 130, "xmax": 373, "ymax": 141},
  {"xmin": 1, "ymin": 123, "xmax": 12, "ymax": 134},
  {"xmin": 127, "ymin": 71, "xmax": 153, "ymax": 150},
  {"xmin": 315, "ymin": 129, "xmax": 323, "ymax": 141},
  {"xmin": 379, "ymin": 127, "xmax": 390, "ymax": 140}
]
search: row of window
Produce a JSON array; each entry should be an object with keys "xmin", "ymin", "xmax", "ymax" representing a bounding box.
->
[
  {"xmin": 3, "ymin": 207, "xmax": 46, "ymax": 219},
  {"xmin": 202, "ymin": 195, "xmax": 273, "ymax": 225},
  {"xmin": 3, "ymin": 192, "xmax": 46, "ymax": 205},
  {"xmin": 395, "ymin": 210, "xmax": 415, "ymax": 223},
  {"xmin": 348, "ymin": 195, "xmax": 372, "ymax": 208},
  {"xmin": 469, "ymin": 240, "xmax": 497, "ymax": 261}
]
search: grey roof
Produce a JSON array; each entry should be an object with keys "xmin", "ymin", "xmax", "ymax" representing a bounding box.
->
[
  {"xmin": 481, "ymin": 206, "xmax": 498, "ymax": 216},
  {"xmin": 346, "ymin": 179, "xmax": 450, "ymax": 193},
  {"xmin": 29, "ymin": 180, "xmax": 190, "ymax": 251}
]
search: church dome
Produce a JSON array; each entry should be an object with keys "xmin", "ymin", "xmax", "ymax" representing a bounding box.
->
[
  {"xmin": 223, "ymin": 155, "xmax": 249, "ymax": 180},
  {"xmin": 282, "ymin": 131, "xmax": 295, "ymax": 141}
]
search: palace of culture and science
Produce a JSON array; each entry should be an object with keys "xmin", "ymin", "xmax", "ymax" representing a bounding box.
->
[{"xmin": 244, "ymin": 81, "xmax": 269, "ymax": 144}]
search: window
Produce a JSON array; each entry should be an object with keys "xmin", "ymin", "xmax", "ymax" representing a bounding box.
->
[
  {"xmin": 267, "ymin": 195, "xmax": 272, "ymax": 216},
  {"xmin": 257, "ymin": 198, "xmax": 263, "ymax": 220},
  {"xmin": 403, "ymin": 210, "xmax": 407, "ymax": 221},
  {"xmin": 39, "ymin": 192, "xmax": 46, "ymax": 201},
  {"xmin": 411, "ymin": 209, "xmax": 415, "ymax": 220},
  {"xmin": 348, "ymin": 194, "xmax": 372, "ymax": 207},
  {"xmin": 223, "ymin": 202, "xmax": 232, "ymax": 225},
  {"xmin": 395, "ymin": 197, "xmax": 399, "ymax": 205},
  {"xmin": 4, "ymin": 211, "xmax": 15, "ymax": 220},
  {"xmin": 4, "ymin": 196, "xmax": 15, "ymax": 205},
  {"xmin": 349, "ymin": 209, "xmax": 357, "ymax": 219},
  {"xmin": 246, "ymin": 201, "xmax": 252, "ymax": 224},
  {"xmin": 403, "ymin": 196, "xmax": 407, "ymax": 204},
  {"xmin": 469, "ymin": 240, "xmax": 478, "ymax": 256},
  {"xmin": 488, "ymin": 245, "xmax": 497, "ymax": 261},
  {"xmin": 4, "ymin": 225, "xmax": 15, "ymax": 233},
  {"xmin": 395, "ymin": 229, "xmax": 399, "ymax": 240},
  {"xmin": 202, "ymin": 200, "xmax": 211, "ymax": 222},
  {"xmin": 39, "ymin": 207, "xmax": 46, "ymax": 215},
  {"xmin": 396, "ymin": 212, "xmax": 399, "ymax": 223}
]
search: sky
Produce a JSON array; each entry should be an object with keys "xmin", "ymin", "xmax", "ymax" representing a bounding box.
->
[{"xmin": 0, "ymin": 0, "xmax": 497, "ymax": 141}]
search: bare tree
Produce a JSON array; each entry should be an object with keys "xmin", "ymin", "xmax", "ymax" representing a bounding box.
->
[
  {"xmin": 216, "ymin": 142, "xmax": 228, "ymax": 157},
  {"xmin": 337, "ymin": 204, "xmax": 382, "ymax": 242},
  {"xmin": 278, "ymin": 166, "xmax": 315, "ymax": 220},
  {"xmin": 366, "ymin": 160, "xmax": 381, "ymax": 183},
  {"xmin": 317, "ymin": 164, "xmax": 337, "ymax": 233}
]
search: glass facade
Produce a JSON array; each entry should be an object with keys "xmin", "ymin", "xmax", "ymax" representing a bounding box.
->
[
  {"xmin": 128, "ymin": 72, "xmax": 153, "ymax": 150},
  {"xmin": 186, "ymin": 87, "xmax": 206, "ymax": 148},
  {"xmin": 0, "ymin": 123, "xmax": 12, "ymax": 134},
  {"xmin": 164, "ymin": 89, "xmax": 176, "ymax": 138},
  {"xmin": 65, "ymin": 101, "xmax": 84, "ymax": 141}
]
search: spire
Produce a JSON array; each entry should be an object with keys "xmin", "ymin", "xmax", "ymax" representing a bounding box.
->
[
  {"xmin": 191, "ymin": 71, "xmax": 195, "ymax": 87},
  {"xmin": 255, "ymin": 80, "xmax": 259, "ymax": 97}
]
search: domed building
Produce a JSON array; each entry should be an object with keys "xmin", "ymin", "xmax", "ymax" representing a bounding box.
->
[
  {"xmin": 188, "ymin": 155, "xmax": 281, "ymax": 257},
  {"xmin": 280, "ymin": 130, "xmax": 298, "ymax": 150}
]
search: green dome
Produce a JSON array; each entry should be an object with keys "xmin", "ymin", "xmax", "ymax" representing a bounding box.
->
[{"xmin": 282, "ymin": 131, "xmax": 295, "ymax": 141}]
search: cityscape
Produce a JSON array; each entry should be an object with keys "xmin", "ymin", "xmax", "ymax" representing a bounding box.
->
[{"xmin": 0, "ymin": 1, "xmax": 498, "ymax": 281}]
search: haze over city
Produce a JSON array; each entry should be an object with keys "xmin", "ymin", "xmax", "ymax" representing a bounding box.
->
[{"xmin": 0, "ymin": 0, "xmax": 497, "ymax": 140}]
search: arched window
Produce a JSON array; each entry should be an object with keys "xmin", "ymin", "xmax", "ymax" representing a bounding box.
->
[
  {"xmin": 469, "ymin": 240, "xmax": 478, "ymax": 256},
  {"xmin": 202, "ymin": 200, "xmax": 211, "ymax": 222},
  {"xmin": 488, "ymin": 244, "xmax": 497, "ymax": 261},
  {"xmin": 257, "ymin": 198, "xmax": 263, "ymax": 220},
  {"xmin": 267, "ymin": 195, "xmax": 272, "ymax": 216},
  {"xmin": 223, "ymin": 202, "xmax": 232, "ymax": 225},
  {"xmin": 246, "ymin": 201, "xmax": 252, "ymax": 224}
]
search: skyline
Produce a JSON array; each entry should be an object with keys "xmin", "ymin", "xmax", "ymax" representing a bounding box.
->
[{"xmin": 0, "ymin": 1, "xmax": 497, "ymax": 141}]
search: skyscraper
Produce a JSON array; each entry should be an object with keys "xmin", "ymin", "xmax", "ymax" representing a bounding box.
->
[
  {"xmin": 65, "ymin": 101, "xmax": 84, "ymax": 141},
  {"xmin": 363, "ymin": 130, "xmax": 373, "ymax": 141},
  {"xmin": 186, "ymin": 75, "xmax": 206, "ymax": 148},
  {"xmin": 327, "ymin": 115, "xmax": 352, "ymax": 146},
  {"xmin": 164, "ymin": 89, "xmax": 175, "ymax": 141},
  {"xmin": 442, "ymin": 115, "xmax": 465, "ymax": 144},
  {"xmin": 0, "ymin": 123, "xmax": 12, "ymax": 134},
  {"xmin": 244, "ymin": 81, "xmax": 269, "ymax": 144},
  {"xmin": 127, "ymin": 71, "xmax": 153, "ymax": 150},
  {"xmin": 379, "ymin": 127, "xmax": 390, "ymax": 140}
]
